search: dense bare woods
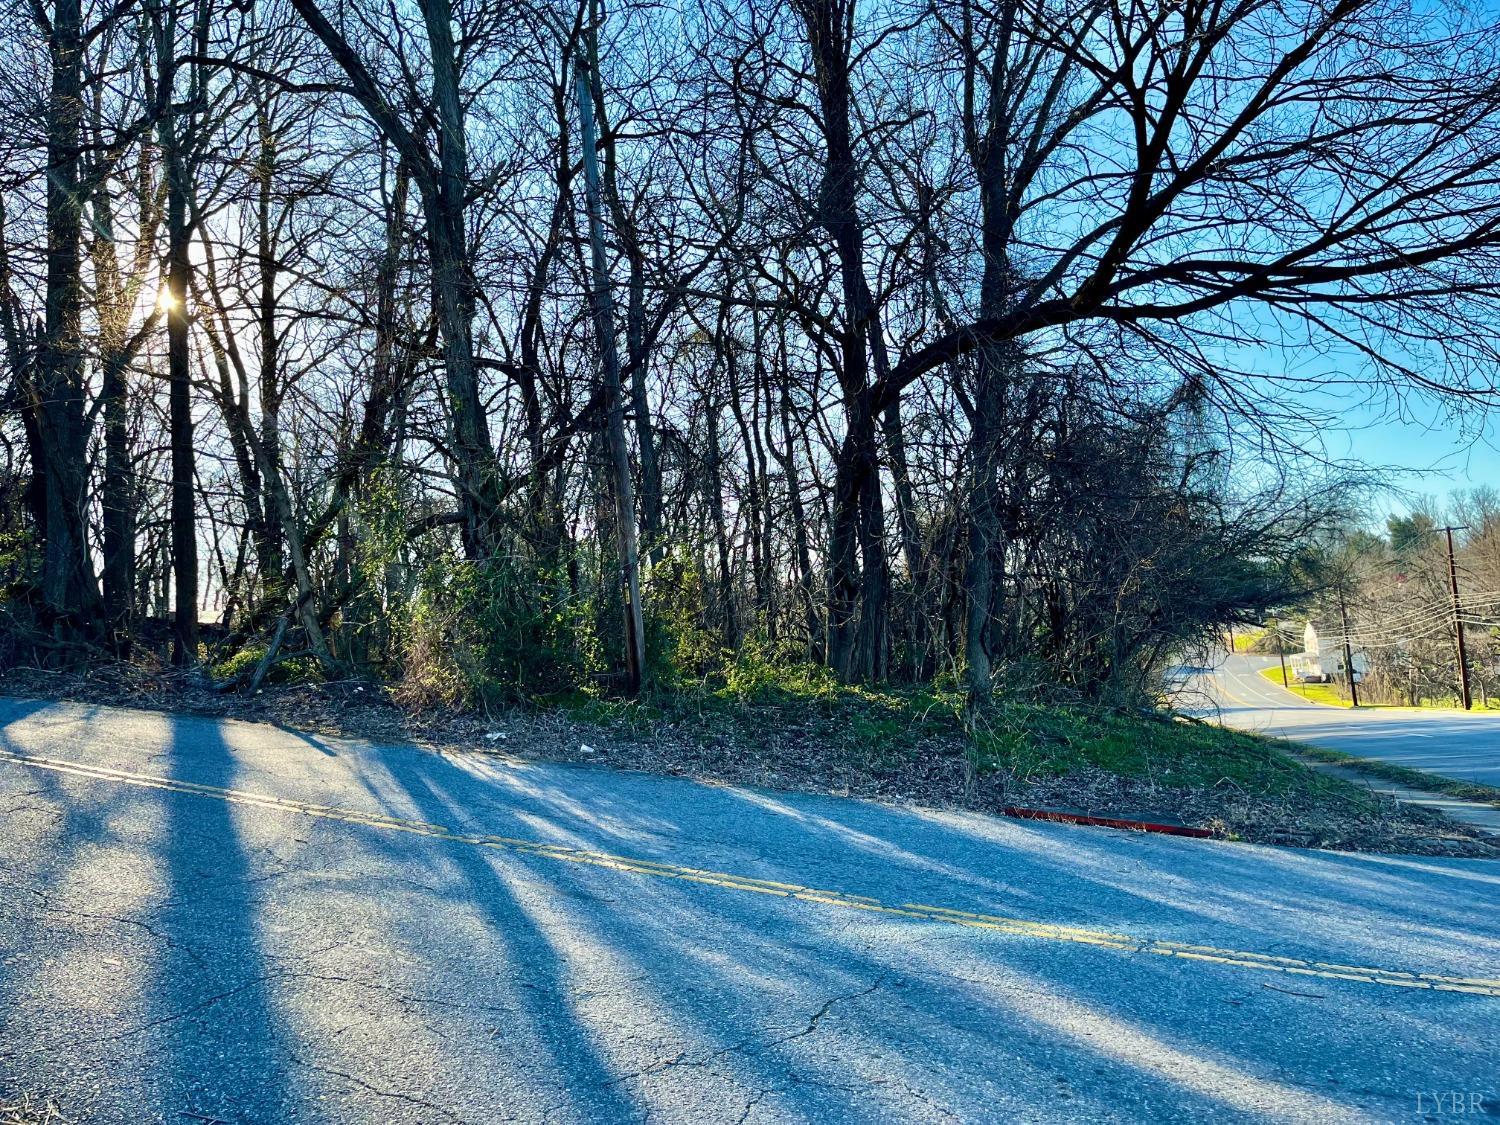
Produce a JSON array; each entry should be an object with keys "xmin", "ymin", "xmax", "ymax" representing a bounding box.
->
[{"xmin": 2, "ymin": 0, "xmax": 1498, "ymax": 705}]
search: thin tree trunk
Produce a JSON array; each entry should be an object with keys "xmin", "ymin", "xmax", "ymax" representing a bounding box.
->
[
  {"xmin": 881, "ymin": 397, "xmax": 924, "ymax": 676},
  {"xmin": 590, "ymin": 28, "xmax": 661, "ymax": 565},
  {"xmin": 155, "ymin": 0, "xmax": 210, "ymax": 665},
  {"xmin": 290, "ymin": 0, "xmax": 504, "ymax": 558},
  {"xmin": 768, "ymin": 336, "xmax": 819, "ymax": 657},
  {"xmin": 199, "ymin": 295, "xmax": 334, "ymax": 669},
  {"xmin": 254, "ymin": 84, "xmax": 285, "ymax": 597},
  {"xmin": 575, "ymin": 49, "xmax": 645, "ymax": 693},
  {"xmin": 726, "ymin": 337, "xmax": 768, "ymax": 631},
  {"xmin": 299, "ymin": 162, "xmax": 426, "ymax": 565},
  {"xmin": 0, "ymin": 211, "xmax": 47, "ymax": 568},
  {"xmin": 963, "ymin": 363, "xmax": 1007, "ymax": 699},
  {"xmin": 90, "ymin": 174, "xmax": 154, "ymax": 649},
  {"xmin": 704, "ymin": 393, "xmax": 738, "ymax": 647},
  {"xmin": 518, "ymin": 92, "xmax": 571, "ymax": 571},
  {"xmin": 99, "ymin": 347, "xmax": 136, "ymax": 646},
  {"xmin": 165, "ymin": 170, "xmax": 196, "ymax": 664},
  {"xmin": 748, "ymin": 324, "xmax": 777, "ymax": 638}
]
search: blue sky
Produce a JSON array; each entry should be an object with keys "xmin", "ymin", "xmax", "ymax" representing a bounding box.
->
[
  {"xmin": 1213, "ymin": 307, "xmax": 1499, "ymax": 521},
  {"xmin": 1339, "ymin": 403, "xmax": 1500, "ymax": 513}
]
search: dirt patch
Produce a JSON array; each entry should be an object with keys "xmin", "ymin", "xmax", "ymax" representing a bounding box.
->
[{"xmin": 2, "ymin": 664, "xmax": 1495, "ymax": 857}]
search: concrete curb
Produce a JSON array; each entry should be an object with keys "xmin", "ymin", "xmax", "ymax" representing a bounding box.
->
[{"xmin": 1001, "ymin": 806, "xmax": 1214, "ymax": 838}]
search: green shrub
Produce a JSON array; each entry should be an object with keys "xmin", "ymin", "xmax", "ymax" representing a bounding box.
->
[
  {"xmin": 720, "ymin": 643, "xmax": 841, "ymax": 702},
  {"xmin": 209, "ymin": 643, "xmax": 323, "ymax": 686},
  {"xmin": 394, "ymin": 552, "xmax": 600, "ymax": 710},
  {"xmin": 642, "ymin": 551, "xmax": 723, "ymax": 686}
]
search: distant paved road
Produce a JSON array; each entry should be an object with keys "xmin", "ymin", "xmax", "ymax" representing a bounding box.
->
[
  {"xmin": 1197, "ymin": 655, "xmax": 1500, "ymax": 786},
  {"xmin": 2, "ymin": 696, "xmax": 1498, "ymax": 1123}
]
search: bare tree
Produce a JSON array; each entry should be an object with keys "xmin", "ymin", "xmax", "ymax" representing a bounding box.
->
[{"xmin": 288, "ymin": 0, "xmax": 506, "ymax": 559}]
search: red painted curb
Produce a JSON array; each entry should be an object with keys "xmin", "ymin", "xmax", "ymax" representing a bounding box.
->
[{"xmin": 1001, "ymin": 806, "xmax": 1214, "ymax": 839}]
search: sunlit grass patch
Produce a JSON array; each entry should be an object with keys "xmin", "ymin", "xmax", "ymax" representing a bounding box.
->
[
  {"xmin": 1231, "ymin": 628, "xmax": 1264, "ymax": 653},
  {"xmin": 1257, "ymin": 664, "xmax": 1500, "ymax": 711},
  {"xmin": 968, "ymin": 701, "xmax": 1360, "ymax": 799},
  {"xmin": 1257, "ymin": 666, "xmax": 1352, "ymax": 707}
]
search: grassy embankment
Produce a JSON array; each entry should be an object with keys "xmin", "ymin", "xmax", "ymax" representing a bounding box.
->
[
  {"xmin": 1257, "ymin": 665, "xmax": 1353, "ymax": 707},
  {"xmin": 550, "ymin": 663, "xmax": 1412, "ymax": 835}
]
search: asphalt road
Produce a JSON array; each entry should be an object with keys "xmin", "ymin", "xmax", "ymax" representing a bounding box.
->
[
  {"xmin": 1196, "ymin": 655, "xmax": 1500, "ymax": 787},
  {"xmin": 2, "ymin": 696, "xmax": 1498, "ymax": 1123}
]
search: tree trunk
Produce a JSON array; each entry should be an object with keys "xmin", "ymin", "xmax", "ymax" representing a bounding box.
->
[
  {"xmin": 963, "ymin": 356, "xmax": 1007, "ymax": 699},
  {"xmin": 576, "ymin": 49, "xmax": 646, "ymax": 693},
  {"xmin": 769, "ymin": 338, "xmax": 820, "ymax": 658},
  {"xmin": 254, "ymin": 88, "xmax": 285, "ymax": 597},
  {"xmin": 157, "ymin": 7, "xmax": 198, "ymax": 665},
  {"xmin": 100, "ymin": 347, "xmax": 136, "ymax": 646},
  {"xmin": 419, "ymin": 0, "xmax": 503, "ymax": 561},
  {"xmin": 881, "ymin": 397, "xmax": 925, "ymax": 677},
  {"xmin": 704, "ymin": 393, "xmax": 738, "ymax": 647},
  {"xmin": 826, "ymin": 400, "xmax": 885, "ymax": 680},
  {"xmin": 797, "ymin": 0, "xmax": 887, "ymax": 681},
  {"xmin": 34, "ymin": 0, "xmax": 103, "ymax": 641},
  {"xmin": 164, "ymin": 147, "xmax": 196, "ymax": 665},
  {"xmin": 89, "ymin": 175, "xmax": 148, "ymax": 651},
  {"xmin": 289, "ymin": 0, "xmax": 504, "ymax": 559},
  {"xmin": 960, "ymin": 0, "xmax": 1022, "ymax": 704},
  {"xmin": 725, "ymin": 334, "xmax": 767, "ymax": 632},
  {"xmin": 589, "ymin": 24, "xmax": 661, "ymax": 567}
]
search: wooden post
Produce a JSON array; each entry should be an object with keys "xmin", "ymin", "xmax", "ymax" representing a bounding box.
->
[
  {"xmin": 1338, "ymin": 589, "xmax": 1359, "ymax": 708},
  {"xmin": 1442, "ymin": 525, "xmax": 1472, "ymax": 710}
]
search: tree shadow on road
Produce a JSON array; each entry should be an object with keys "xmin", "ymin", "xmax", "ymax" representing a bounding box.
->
[
  {"xmin": 142, "ymin": 717, "xmax": 297, "ymax": 1120},
  {"xmin": 0, "ymin": 701, "xmax": 296, "ymax": 1120},
  {"xmin": 3, "ymin": 699, "xmax": 1498, "ymax": 1121}
]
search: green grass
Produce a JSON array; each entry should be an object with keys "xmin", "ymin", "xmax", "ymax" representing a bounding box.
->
[
  {"xmin": 967, "ymin": 702, "xmax": 1353, "ymax": 798},
  {"xmin": 1292, "ymin": 745, "xmax": 1500, "ymax": 807},
  {"xmin": 209, "ymin": 643, "xmax": 324, "ymax": 687},
  {"xmin": 1257, "ymin": 665, "xmax": 1500, "ymax": 711},
  {"xmin": 1257, "ymin": 666, "xmax": 1353, "ymax": 706},
  {"xmin": 549, "ymin": 664, "xmax": 958, "ymax": 771},
  {"xmin": 555, "ymin": 657, "xmax": 1361, "ymax": 804},
  {"xmin": 1231, "ymin": 627, "xmax": 1264, "ymax": 653}
]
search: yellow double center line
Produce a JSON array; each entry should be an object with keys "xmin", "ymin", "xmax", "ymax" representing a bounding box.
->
[{"xmin": 4, "ymin": 747, "xmax": 1498, "ymax": 997}]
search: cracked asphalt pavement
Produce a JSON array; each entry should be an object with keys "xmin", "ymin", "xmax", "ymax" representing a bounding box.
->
[{"xmin": 1, "ymin": 696, "xmax": 1497, "ymax": 1123}]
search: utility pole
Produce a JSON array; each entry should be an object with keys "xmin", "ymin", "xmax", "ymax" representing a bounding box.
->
[
  {"xmin": 1272, "ymin": 616, "xmax": 1289, "ymax": 688},
  {"xmin": 1337, "ymin": 589, "xmax": 1359, "ymax": 708},
  {"xmin": 1440, "ymin": 525, "xmax": 1472, "ymax": 710}
]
